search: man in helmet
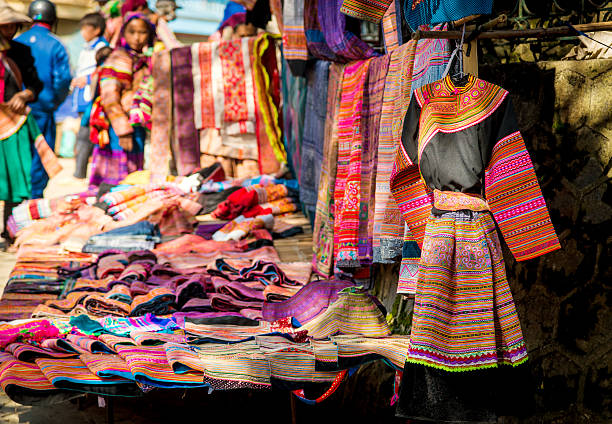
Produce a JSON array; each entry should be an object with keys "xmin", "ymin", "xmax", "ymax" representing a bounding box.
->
[{"xmin": 16, "ymin": 0, "xmax": 71, "ymax": 199}]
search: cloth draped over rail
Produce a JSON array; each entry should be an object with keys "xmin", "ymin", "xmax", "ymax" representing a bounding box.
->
[{"xmin": 149, "ymin": 33, "xmax": 284, "ymax": 181}]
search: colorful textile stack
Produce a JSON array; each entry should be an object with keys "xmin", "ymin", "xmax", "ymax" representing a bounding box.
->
[{"xmin": 212, "ymin": 183, "xmax": 298, "ymax": 221}]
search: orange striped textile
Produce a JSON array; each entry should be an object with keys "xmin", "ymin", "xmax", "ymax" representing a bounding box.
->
[
  {"xmin": 406, "ymin": 210, "xmax": 528, "ymax": 371},
  {"xmin": 312, "ymin": 63, "xmax": 345, "ymax": 277},
  {"xmin": 340, "ymin": 0, "xmax": 394, "ymax": 22},
  {"xmin": 333, "ymin": 59, "xmax": 372, "ymax": 267},
  {"xmin": 485, "ymin": 132, "xmax": 561, "ymax": 260}
]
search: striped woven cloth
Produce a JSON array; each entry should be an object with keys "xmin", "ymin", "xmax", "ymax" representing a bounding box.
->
[
  {"xmin": 301, "ymin": 288, "xmax": 390, "ymax": 339},
  {"xmin": 0, "ymin": 357, "xmax": 66, "ymax": 402},
  {"xmin": 5, "ymin": 343, "xmax": 79, "ymax": 362},
  {"xmin": 115, "ymin": 344, "xmax": 206, "ymax": 388},
  {"xmin": 35, "ymin": 357, "xmax": 138, "ymax": 395},
  {"xmin": 333, "ymin": 335, "xmax": 410, "ymax": 369},
  {"xmin": 282, "ymin": 0, "xmax": 309, "ymax": 76},
  {"xmin": 406, "ymin": 210, "xmax": 529, "ymax": 371},
  {"xmin": 334, "ymin": 59, "xmax": 372, "ymax": 267},
  {"xmin": 195, "ymin": 340, "xmax": 272, "ymax": 389},
  {"xmin": 80, "ymin": 353, "xmax": 135, "ymax": 381},
  {"xmin": 312, "ymin": 63, "xmax": 345, "ymax": 277},
  {"xmin": 340, "ymin": 0, "xmax": 394, "ymax": 22}
]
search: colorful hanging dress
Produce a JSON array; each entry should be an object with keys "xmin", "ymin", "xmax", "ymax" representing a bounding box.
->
[
  {"xmin": 391, "ymin": 74, "xmax": 561, "ymax": 371},
  {"xmin": 390, "ymin": 74, "xmax": 561, "ymax": 421}
]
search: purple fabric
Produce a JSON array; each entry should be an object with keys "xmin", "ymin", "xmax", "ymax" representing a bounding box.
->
[
  {"xmin": 194, "ymin": 222, "xmax": 227, "ymax": 239},
  {"xmin": 89, "ymin": 147, "xmax": 144, "ymax": 187},
  {"xmin": 304, "ymin": 0, "xmax": 338, "ymax": 62},
  {"xmin": 318, "ymin": 0, "xmax": 379, "ymax": 62},
  {"xmin": 209, "ymin": 293, "xmax": 263, "ymax": 312},
  {"xmin": 219, "ymin": 281, "xmax": 266, "ymax": 302},
  {"xmin": 180, "ymin": 298, "xmax": 212, "ymax": 312},
  {"xmin": 262, "ymin": 279, "xmax": 354, "ymax": 324},
  {"xmin": 240, "ymin": 308, "xmax": 263, "ymax": 320},
  {"xmin": 171, "ymin": 47, "xmax": 200, "ymax": 176}
]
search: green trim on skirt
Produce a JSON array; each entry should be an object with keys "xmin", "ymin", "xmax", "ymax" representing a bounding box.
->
[{"xmin": 0, "ymin": 114, "xmax": 36, "ymax": 203}]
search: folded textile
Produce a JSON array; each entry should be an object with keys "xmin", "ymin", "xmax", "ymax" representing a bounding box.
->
[
  {"xmin": 209, "ymin": 293, "xmax": 263, "ymax": 313},
  {"xmin": 130, "ymin": 287, "xmax": 177, "ymax": 317},
  {"xmin": 80, "ymin": 353, "xmax": 135, "ymax": 381},
  {"xmin": 300, "ymin": 287, "xmax": 390, "ymax": 339},
  {"xmin": 262, "ymin": 280, "xmax": 354, "ymax": 323},
  {"xmin": 115, "ymin": 344, "xmax": 206, "ymax": 388},
  {"xmin": 83, "ymin": 294, "xmax": 132, "ymax": 317},
  {"xmin": 212, "ymin": 214, "xmax": 274, "ymax": 241}
]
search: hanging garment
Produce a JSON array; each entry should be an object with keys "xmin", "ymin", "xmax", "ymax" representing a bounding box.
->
[
  {"xmin": 312, "ymin": 63, "xmax": 345, "ymax": 277},
  {"xmin": 149, "ymin": 51, "xmax": 172, "ymax": 182},
  {"xmin": 191, "ymin": 37, "xmax": 256, "ymax": 135},
  {"xmin": 404, "ymin": 0, "xmax": 494, "ymax": 31},
  {"xmin": 318, "ymin": 0, "xmax": 379, "ymax": 62},
  {"xmin": 340, "ymin": 0, "xmax": 394, "ymax": 23},
  {"xmin": 281, "ymin": 55, "xmax": 308, "ymax": 180},
  {"xmin": 300, "ymin": 61, "xmax": 330, "ymax": 218},
  {"xmin": 333, "ymin": 59, "xmax": 372, "ymax": 267},
  {"xmin": 171, "ymin": 46, "xmax": 201, "ymax": 176},
  {"xmin": 357, "ymin": 54, "xmax": 390, "ymax": 266},
  {"xmin": 390, "ymin": 74, "xmax": 561, "ymax": 372},
  {"xmin": 252, "ymin": 33, "xmax": 285, "ymax": 172},
  {"xmin": 304, "ymin": 0, "xmax": 339, "ymax": 62},
  {"xmin": 382, "ymin": 0, "xmax": 402, "ymax": 53},
  {"xmin": 282, "ymin": 0, "xmax": 309, "ymax": 76}
]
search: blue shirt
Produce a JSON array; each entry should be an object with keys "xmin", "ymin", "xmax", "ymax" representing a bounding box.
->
[{"xmin": 16, "ymin": 24, "xmax": 72, "ymax": 113}]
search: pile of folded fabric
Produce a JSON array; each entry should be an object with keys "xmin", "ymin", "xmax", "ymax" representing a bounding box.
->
[
  {"xmin": 212, "ymin": 183, "xmax": 300, "ymax": 220},
  {"xmin": 0, "ymin": 281, "xmax": 410, "ymax": 405}
]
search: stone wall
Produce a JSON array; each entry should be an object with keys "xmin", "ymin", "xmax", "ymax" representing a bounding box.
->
[{"xmin": 364, "ymin": 59, "xmax": 612, "ymax": 423}]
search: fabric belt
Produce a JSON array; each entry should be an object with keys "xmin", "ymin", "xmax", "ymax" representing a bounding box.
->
[{"xmin": 433, "ymin": 189, "xmax": 489, "ymax": 212}]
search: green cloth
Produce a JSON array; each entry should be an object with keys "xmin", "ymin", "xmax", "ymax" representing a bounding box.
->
[
  {"xmin": 69, "ymin": 315, "xmax": 108, "ymax": 336},
  {"xmin": 0, "ymin": 115, "xmax": 36, "ymax": 202}
]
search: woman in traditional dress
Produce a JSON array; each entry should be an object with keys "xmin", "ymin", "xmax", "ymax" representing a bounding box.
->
[
  {"xmin": 88, "ymin": 12, "xmax": 155, "ymax": 187},
  {"xmin": 0, "ymin": 3, "xmax": 43, "ymax": 244}
]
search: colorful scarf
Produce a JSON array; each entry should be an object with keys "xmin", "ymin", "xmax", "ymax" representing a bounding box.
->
[
  {"xmin": 171, "ymin": 46, "xmax": 200, "ymax": 176},
  {"xmin": 281, "ymin": 55, "xmax": 308, "ymax": 180},
  {"xmin": 282, "ymin": 0, "xmax": 309, "ymax": 76},
  {"xmin": 149, "ymin": 50, "xmax": 172, "ymax": 182},
  {"xmin": 334, "ymin": 59, "xmax": 372, "ymax": 267},
  {"xmin": 312, "ymin": 63, "xmax": 344, "ymax": 277},
  {"xmin": 304, "ymin": 0, "xmax": 338, "ymax": 62}
]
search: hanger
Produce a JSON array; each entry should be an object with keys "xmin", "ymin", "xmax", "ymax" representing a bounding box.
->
[{"xmin": 441, "ymin": 23, "xmax": 468, "ymax": 85}]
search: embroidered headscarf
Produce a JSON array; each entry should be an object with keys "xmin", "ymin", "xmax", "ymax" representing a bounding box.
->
[{"xmin": 118, "ymin": 12, "xmax": 156, "ymax": 71}]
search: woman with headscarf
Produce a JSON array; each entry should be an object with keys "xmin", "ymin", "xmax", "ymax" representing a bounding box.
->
[
  {"xmin": 0, "ymin": 2, "xmax": 44, "ymax": 244},
  {"xmin": 88, "ymin": 12, "xmax": 155, "ymax": 187}
]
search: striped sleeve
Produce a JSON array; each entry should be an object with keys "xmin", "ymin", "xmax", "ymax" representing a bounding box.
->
[
  {"xmin": 389, "ymin": 95, "xmax": 432, "ymax": 247},
  {"xmin": 99, "ymin": 50, "xmax": 134, "ymax": 137},
  {"xmin": 485, "ymin": 128, "xmax": 561, "ymax": 261}
]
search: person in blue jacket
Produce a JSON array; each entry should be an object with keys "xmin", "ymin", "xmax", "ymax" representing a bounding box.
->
[{"xmin": 16, "ymin": 0, "xmax": 71, "ymax": 198}]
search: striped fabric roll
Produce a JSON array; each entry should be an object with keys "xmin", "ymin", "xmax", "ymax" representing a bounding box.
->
[
  {"xmin": 407, "ymin": 210, "xmax": 528, "ymax": 372},
  {"xmin": 0, "ymin": 357, "xmax": 66, "ymax": 402},
  {"xmin": 35, "ymin": 357, "xmax": 138, "ymax": 395},
  {"xmin": 382, "ymin": 0, "xmax": 400, "ymax": 53},
  {"xmin": 257, "ymin": 336, "xmax": 339, "ymax": 383},
  {"xmin": 66, "ymin": 334, "xmax": 114, "ymax": 354},
  {"xmin": 130, "ymin": 331, "xmax": 186, "ymax": 346},
  {"xmin": 333, "ymin": 335, "xmax": 410, "ymax": 369},
  {"xmin": 300, "ymin": 289, "xmax": 390, "ymax": 339},
  {"xmin": 80, "ymin": 353, "xmax": 135, "ymax": 381},
  {"xmin": 5, "ymin": 343, "xmax": 79, "ymax": 362},
  {"xmin": 184, "ymin": 321, "xmax": 272, "ymax": 343},
  {"xmin": 98, "ymin": 334, "xmax": 137, "ymax": 351},
  {"xmin": 340, "ymin": 0, "xmax": 394, "ymax": 22},
  {"xmin": 115, "ymin": 344, "xmax": 206, "ymax": 388},
  {"xmin": 195, "ymin": 340, "xmax": 272, "ymax": 389}
]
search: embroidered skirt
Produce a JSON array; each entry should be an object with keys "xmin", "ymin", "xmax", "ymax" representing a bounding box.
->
[{"xmin": 406, "ymin": 209, "xmax": 528, "ymax": 371}]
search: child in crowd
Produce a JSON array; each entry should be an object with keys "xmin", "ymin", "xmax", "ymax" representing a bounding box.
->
[
  {"xmin": 72, "ymin": 12, "xmax": 109, "ymax": 179},
  {"xmin": 88, "ymin": 13, "xmax": 156, "ymax": 187},
  {"xmin": 74, "ymin": 46, "xmax": 112, "ymax": 179}
]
